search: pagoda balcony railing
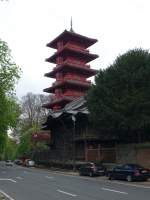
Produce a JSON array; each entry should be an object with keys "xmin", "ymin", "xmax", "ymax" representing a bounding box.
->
[
  {"xmin": 64, "ymin": 43, "xmax": 89, "ymax": 53},
  {"xmin": 64, "ymin": 59, "xmax": 90, "ymax": 68},
  {"xmin": 64, "ymin": 77, "xmax": 91, "ymax": 84},
  {"xmin": 74, "ymin": 131, "xmax": 99, "ymax": 141},
  {"xmin": 49, "ymin": 95, "xmax": 74, "ymax": 104},
  {"xmin": 52, "ymin": 78, "xmax": 91, "ymax": 87},
  {"xmin": 50, "ymin": 92, "xmax": 84, "ymax": 102},
  {"xmin": 63, "ymin": 91, "xmax": 84, "ymax": 97},
  {"xmin": 54, "ymin": 60, "xmax": 90, "ymax": 70},
  {"xmin": 57, "ymin": 42, "xmax": 89, "ymax": 53}
]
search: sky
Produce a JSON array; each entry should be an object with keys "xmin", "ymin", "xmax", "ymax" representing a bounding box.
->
[{"xmin": 0, "ymin": 0, "xmax": 150, "ymax": 98}]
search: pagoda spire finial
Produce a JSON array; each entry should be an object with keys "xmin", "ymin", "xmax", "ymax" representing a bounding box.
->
[{"xmin": 70, "ymin": 17, "xmax": 74, "ymax": 32}]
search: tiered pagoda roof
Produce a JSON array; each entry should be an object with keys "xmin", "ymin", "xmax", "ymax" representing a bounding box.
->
[
  {"xmin": 43, "ymin": 29, "xmax": 98, "ymax": 110},
  {"xmin": 47, "ymin": 30, "xmax": 97, "ymax": 49},
  {"xmin": 44, "ymin": 62, "xmax": 97, "ymax": 78},
  {"xmin": 46, "ymin": 46, "xmax": 98, "ymax": 63}
]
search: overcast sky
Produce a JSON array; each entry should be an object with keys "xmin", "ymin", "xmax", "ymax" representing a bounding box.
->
[{"xmin": 0, "ymin": 0, "xmax": 149, "ymax": 98}]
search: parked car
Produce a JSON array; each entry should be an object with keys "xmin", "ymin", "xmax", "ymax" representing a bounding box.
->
[
  {"xmin": 5, "ymin": 160, "xmax": 13, "ymax": 166},
  {"xmin": 14, "ymin": 159, "xmax": 23, "ymax": 165},
  {"xmin": 24, "ymin": 159, "xmax": 35, "ymax": 167},
  {"xmin": 107, "ymin": 163, "xmax": 150, "ymax": 182},
  {"xmin": 79, "ymin": 162, "xmax": 106, "ymax": 177}
]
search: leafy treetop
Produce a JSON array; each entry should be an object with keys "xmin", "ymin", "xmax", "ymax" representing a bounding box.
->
[{"xmin": 87, "ymin": 49, "xmax": 150, "ymax": 134}]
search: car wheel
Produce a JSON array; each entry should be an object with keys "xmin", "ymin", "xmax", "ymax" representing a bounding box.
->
[
  {"xmin": 89, "ymin": 172, "xmax": 93, "ymax": 177},
  {"xmin": 108, "ymin": 174, "xmax": 114, "ymax": 180},
  {"xmin": 79, "ymin": 171, "xmax": 83, "ymax": 176},
  {"xmin": 126, "ymin": 175, "xmax": 132, "ymax": 182},
  {"xmin": 144, "ymin": 179, "xmax": 148, "ymax": 181}
]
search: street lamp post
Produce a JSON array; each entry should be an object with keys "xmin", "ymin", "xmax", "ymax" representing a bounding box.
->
[{"xmin": 71, "ymin": 115, "xmax": 76, "ymax": 171}]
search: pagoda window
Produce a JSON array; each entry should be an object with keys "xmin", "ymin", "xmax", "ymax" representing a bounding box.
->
[
  {"xmin": 66, "ymin": 41, "xmax": 88, "ymax": 52},
  {"xmin": 55, "ymin": 88, "xmax": 62, "ymax": 98},
  {"xmin": 56, "ymin": 72, "xmax": 63, "ymax": 81},
  {"xmin": 64, "ymin": 90, "xmax": 75, "ymax": 97},
  {"xmin": 56, "ymin": 56, "xmax": 63, "ymax": 64},
  {"xmin": 57, "ymin": 41, "xmax": 63, "ymax": 51},
  {"xmin": 53, "ymin": 105, "xmax": 61, "ymax": 110},
  {"xmin": 65, "ymin": 57, "xmax": 86, "ymax": 66},
  {"xmin": 64, "ymin": 73, "xmax": 86, "ymax": 82}
]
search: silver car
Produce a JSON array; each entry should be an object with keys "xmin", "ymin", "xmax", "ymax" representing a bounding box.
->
[{"xmin": 5, "ymin": 160, "xmax": 13, "ymax": 166}]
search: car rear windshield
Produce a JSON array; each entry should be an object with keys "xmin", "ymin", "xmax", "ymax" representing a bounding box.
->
[
  {"xmin": 95, "ymin": 164, "xmax": 104, "ymax": 168},
  {"xmin": 128, "ymin": 164, "xmax": 143, "ymax": 169}
]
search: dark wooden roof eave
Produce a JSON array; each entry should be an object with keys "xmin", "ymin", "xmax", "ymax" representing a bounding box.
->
[
  {"xmin": 44, "ymin": 65, "xmax": 98, "ymax": 78},
  {"xmin": 43, "ymin": 80, "xmax": 91, "ymax": 93},
  {"xmin": 42, "ymin": 97, "xmax": 73, "ymax": 109},
  {"xmin": 46, "ymin": 30, "xmax": 98, "ymax": 49},
  {"xmin": 46, "ymin": 48, "xmax": 99, "ymax": 64}
]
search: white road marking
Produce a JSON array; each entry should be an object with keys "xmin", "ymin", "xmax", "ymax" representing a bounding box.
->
[
  {"xmin": 16, "ymin": 177, "xmax": 23, "ymax": 180},
  {"xmin": 45, "ymin": 176, "xmax": 54, "ymax": 179},
  {"xmin": 30, "ymin": 170, "xmax": 150, "ymax": 190},
  {"xmin": 51, "ymin": 171, "xmax": 148, "ymax": 188},
  {"xmin": 57, "ymin": 189, "xmax": 77, "ymax": 197},
  {"xmin": 110, "ymin": 180, "xmax": 150, "ymax": 189},
  {"xmin": 0, "ymin": 178, "xmax": 17, "ymax": 183},
  {"xmin": 0, "ymin": 189, "xmax": 15, "ymax": 200},
  {"xmin": 23, "ymin": 171, "xmax": 29, "ymax": 174},
  {"xmin": 52, "ymin": 172, "xmax": 82, "ymax": 179},
  {"xmin": 101, "ymin": 187, "xmax": 128, "ymax": 194}
]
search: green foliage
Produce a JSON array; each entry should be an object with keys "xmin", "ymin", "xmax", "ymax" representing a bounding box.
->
[
  {"xmin": 16, "ymin": 126, "xmax": 49, "ymax": 158},
  {"xmin": 87, "ymin": 49, "xmax": 150, "ymax": 133},
  {"xmin": 13, "ymin": 92, "xmax": 50, "ymax": 159},
  {"xmin": 35, "ymin": 142, "xmax": 49, "ymax": 151},
  {"xmin": 4, "ymin": 137, "xmax": 18, "ymax": 160},
  {"xmin": 0, "ymin": 39, "xmax": 21, "ymax": 94},
  {"xmin": 16, "ymin": 127, "xmax": 36, "ymax": 157},
  {"xmin": 0, "ymin": 39, "xmax": 21, "ymax": 153},
  {"xmin": 0, "ymin": 132, "xmax": 7, "ymax": 156}
]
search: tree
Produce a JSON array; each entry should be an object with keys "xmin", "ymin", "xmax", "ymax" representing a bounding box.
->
[
  {"xmin": 4, "ymin": 137, "xmax": 18, "ymax": 160},
  {"xmin": 0, "ymin": 39, "xmax": 21, "ymax": 153},
  {"xmin": 87, "ymin": 49, "xmax": 150, "ymax": 141},
  {"xmin": 0, "ymin": 39, "xmax": 20, "ymax": 94},
  {"xmin": 16, "ymin": 127, "xmax": 35, "ymax": 158},
  {"xmin": 21, "ymin": 92, "xmax": 51, "ymax": 128},
  {"xmin": 16, "ymin": 126, "xmax": 48, "ymax": 158},
  {"xmin": 12, "ymin": 93, "xmax": 51, "ymax": 157}
]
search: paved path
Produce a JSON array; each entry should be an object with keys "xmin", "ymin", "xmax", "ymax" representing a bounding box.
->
[{"xmin": 0, "ymin": 161, "xmax": 150, "ymax": 200}]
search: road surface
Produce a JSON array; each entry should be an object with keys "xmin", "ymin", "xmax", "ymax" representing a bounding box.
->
[{"xmin": 0, "ymin": 161, "xmax": 150, "ymax": 200}]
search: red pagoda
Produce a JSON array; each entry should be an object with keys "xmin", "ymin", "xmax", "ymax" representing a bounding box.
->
[{"xmin": 43, "ymin": 28, "xmax": 98, "ymax": 110}]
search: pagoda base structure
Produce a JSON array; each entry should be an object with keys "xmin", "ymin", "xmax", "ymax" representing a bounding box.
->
[{"xmin": 32, "ymin": 97, "xmax": 117, "ymax": 166}]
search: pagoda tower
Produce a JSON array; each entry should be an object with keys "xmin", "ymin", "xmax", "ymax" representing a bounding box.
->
[{"xmin": 43, "ymin": 28, "xmax": 98, "ymax": 110}]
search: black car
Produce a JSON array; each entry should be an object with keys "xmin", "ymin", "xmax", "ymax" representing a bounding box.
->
[
  {"xmin": 79, "ymin": 162, "xmax": 106, "ymax": 177},
  {"xmin": 14, "ymin": 159, "xmax": 22, "ymax": 165},
  {"xmin": 108, "ymin": 164, "xmax": 150, "ymax": 182}
]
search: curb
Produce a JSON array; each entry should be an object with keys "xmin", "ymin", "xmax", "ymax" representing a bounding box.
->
[
  {"xmin": 34, "ymin": 166, "xmax": 150, "ymax": 188},
  {"xmin": 35, "ymin": 166, "xmax": 78, "ymax": 175}
]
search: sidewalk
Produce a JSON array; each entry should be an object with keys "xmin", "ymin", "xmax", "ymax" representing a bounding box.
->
[
  {"xmin": 35, "ymin": 165, "xmax": 150, "ymax": 187},
  {"xmin": 37, "ymin": 166, "xmax": 79, "ymax": 176},
  {"xmin": 49, "ymin": 168, "xmax": 150, "ymax": 187}
]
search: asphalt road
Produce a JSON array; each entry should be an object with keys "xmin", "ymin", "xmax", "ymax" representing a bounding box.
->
[{"xmin": 0, "ymin": 161, "xmax": 150, "ymax": 200}]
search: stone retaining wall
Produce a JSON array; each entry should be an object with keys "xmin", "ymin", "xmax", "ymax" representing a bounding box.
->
[{"xmin": 116, "ymin": 143, "xmax": 150, "ymax": 168}]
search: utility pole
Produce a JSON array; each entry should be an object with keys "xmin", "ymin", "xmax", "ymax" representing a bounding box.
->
[{"xmin": 72, "ymin": 115, "xmax": 76, "ymax": 171}]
